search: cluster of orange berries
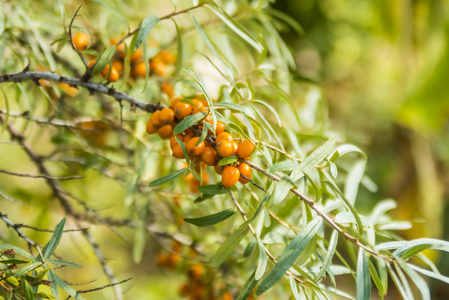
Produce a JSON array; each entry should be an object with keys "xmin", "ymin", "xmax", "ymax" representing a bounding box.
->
[
  {"xmin": 72, "ymin": 32, "xmax": 175, "ymax": 83},
  {"xmin": 146, "ymin": 96, "xmax": 256, "ymax": 190}
]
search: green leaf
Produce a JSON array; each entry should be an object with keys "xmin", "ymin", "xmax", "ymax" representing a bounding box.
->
[
  {"xmin": 173, "ymin": 20, "xmax": 183, "ymax": 82},
  {"xmin": 134, "ymin": 15, "xmax": 159, "ymax": 51},
  {"xmin": 255, "ymin": 239, "xmax": 268, "ymax": 280},
  {"xmin": 256, "ymin": 218, "xmax": 322, "ymax": 295},
  {"xmin": 184, "ymin": 209, "xmax": 235, "ymax": 227},
  {"xmin": 175, "ymin": 137, "xmax": 190, "ymax": 164},
  {"xmin": 0, "ymin": 259, "xmax": 29, "ymax": 264},
  {"xmin": 91, "ymin": 46, "xmax": 117, "ymax": 75},
  {"xmin": 368, "ymin": 259, "xmax": 384, "ymax": 298},
  {"xmin": 41, "ymin": 218, "xmax": 66, "ymax": 261},
  {"xmin": 252, "ymin": 99, "xmax": 282, "ymax": 127},
  {"xmin": 409, "ymin": 263, "xmax": 449, "ymax": 285},
  {"xmin": 198, "ymin": 184, "xmax": 230, "ymax": 195},
  {"xmin": 215, "ymin": 102, "xmax": 256, "ymax": 119},
  {"xmin": 330, "ymin": 144, "xmax": 367, "ymax": 161},
  {"xmin": 317, "ymin": 230, "xmax": 338, "ymax": 280},
  {"xmin": 47, "ymin": 270, "xmax": 59, "ymax": 299},
  {"xmin": 344, "ymin": 160, "xmax": 366, "ymax": 205},
  {"xmin": 264, "ymin": 7, "xmax": 304, "ymax": 36},
  {"xmin": 356, "ymin": 249, "xmax": 371, "ymax": 300},
  {"xmin": 375, "ymin": 238, "xmax": 449, "ymax": 259},
  {"xmin": 133, "ymin": 220, "xmax": 147, "ymax": 264},
  {"xmin": 272, "ymin": 176, "xmax": 294, "ymax": 205},
  {"xmin": 219, "ymin": 155, "xmax": 239, "ymax": 166},
  {"xmin": 25, "ymin": 280, "xmax": 34, "ymax": 300},
  {"xmin": 237, "ymin": 271, "xmax": 258, "ymax": 300},
  {"xmin": 211, "ymin": 225, "xmax": 249, "ymax": 268},
  {"xmin": 204, "ymin": 3, "xmax": 263, "ymax": 53},
  {"xmin": 291, "ymin": 137, "xmax": 336, "ymax": 181},
  {"xmin": 12, "ymin": 262, "xmax": 42, "ymax": 277},
  {"xmin": 173, "ymin": 112, "xmax": 206, "ymax": 135},
  {"xmin": 53, "ymin": 274, "xmax": 86, "ymax": 300},
  {"xmin": 88, "ymin": 0, "xmax": 128, "ymax": 26},
  {"xmin": 148, "ymin": 167, "xmax": 188, "ymax": 187},
  {"xmin": 290, "ymin": 276, "xmax": 301, "ymax": 300}
]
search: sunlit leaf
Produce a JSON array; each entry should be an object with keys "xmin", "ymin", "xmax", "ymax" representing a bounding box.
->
[
  {"xmin": 134, "ymin": 15, "xmax": 159, "ymax": 51},
  {"xmin": 184, "ymin": 209, "xmax": 235, "ymax": 227}
]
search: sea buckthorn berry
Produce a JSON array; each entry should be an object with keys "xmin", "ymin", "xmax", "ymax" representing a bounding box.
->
[
  {"xmin": 106, "ymin": 67, "xmax": 119, "ymax": 82},
  {"xmin": 150, "ymin": 111, "xmax": 162, "ymax": 129},
  {"xmin": 238, "ymin": 163, "xmax": 251, "ymax": 184},
  {"xmin": 156, "ymin": 253, "xmax": 169, "ymax": 267},
  {"xmin": 159, "ymin": 50, "xmax": 177, "ymax": 64},
  {"xmin": 159, "ymin": 108, "xmax": 175, "ymax": 125},
  {"xmin": 183, "ymin": 132, "xmax": 194, "ymax": 144},
  {"xmin": 192, "ymin": 99, "xmax": 205, "ymax": 114},
  {"xmin": 217, "ymin": 140, "xmax": 234, "ymax": 158},
  {"xmin": 186, "ymin": 137, "xmax": 205, "ymax": 156},
  {"xmin": 222, "ymin": 166, "xmax": 240, "ymax": 188},
  {"xmin": 150, "ymin": 58, "xmax": 167, "ymax": 76},
  {"xmin": 165, "ymin": 253, "xmax": 180, "ymax": 270},
  {"xmin": 146, "ymin": 119, "xmax": 157, "ymax": 134},
  {"xmin": 73, "ymin": 32, "xmax": 90, "ymax": 51},
  {"xmin": 161, "ymin": 83, "xmax": 174, "ymax": 97},
  {"xmin": 170, "ymin": 134, "xmax": 184, "ymax": 149},
  {"xmin": 189, "ymin": 264, "xmax": 204, "ymax": 281},
  {"xmin": 232, "ymin": 141, "xmax": 238, "ymax": 154},
  {"xmin": 200, "ymin": 99, "xmax": 209, "ymax": 108},
  {"xmin": 215, "ymin": 121, "xmax": 225, "ymax": 135},
  {"xmin": 201, "ymin": 147, "xmax": 217, "ymax": 166},
  {"xmin": 190, "ymin": 173, "xmax": 209, "ymax": 193},
  {"xmin": 131, "ymin": 62, "xmax": 147, "ymax": 78},
  {"xmin": 110, "ymin": 38, "xmax": 126, "ymax": 57},
  {"xmin": 112, "ymin": 60, "xmax": 124, "ymax": 73},
  {"xmin": 171, "ymin": 97, "xmax": 182, "ymax": 110},
  {"xmin": 174, "ymin": 102, "xmax": 192, "ymax": 120},
  {"xmin": 216, "ymin": 132, "xmax": 233, "ymax": 144},
  {"xmin": 130, "ymin": 48, "xmax": 143, "ymax": 63},
  {"xmin": 214, "ymin": 163, "xmax": 223, "ymax": 175},
  {"xmin": 158, "ymin": 124, "xmax": 173, "ymax": 139},
  {"xmin": 237, "ymin": 139, "xmax": 255, "ymax": 159},
  {"xmin": 88, "ymin": 60, "xmax": 96, "ymax": 68},
  {"xmin": 172, "ymin": 145, "xmax": 185, "ymax": 159}
]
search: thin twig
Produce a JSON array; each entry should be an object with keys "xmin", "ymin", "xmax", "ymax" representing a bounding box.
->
[
  {"xmin": 0, "ymin": 169, "xmax": 83, "ymax": 180},
  {"xmin": 0, "ymin": 212, "xmax": 39, "ymax": 249},
  {"xmin": 68, "ymin": 6, "xmax": 88, "ymax": 70}
]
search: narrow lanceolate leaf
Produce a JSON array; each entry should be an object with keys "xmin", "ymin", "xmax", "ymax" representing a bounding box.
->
[
  {"xmin": 219, "ymin": 155, "xmax": 239, "ymax": 166},
  {"xmin": 148, "ymin": 167, "xmax": 188, "ymax": 187},
  {"xmin": 25, "ymin": 280, "xmax": 34, "ymax": 300},
  {"xmin": 198, "ymin": 184, "xmax": 230, "ymax": 195},
  {"xmin": 184, "ymin": 209, "xmax": 235, "ymax": 227},
  {"xmin": 134, "ymin": 15, "xmax": 159, "ymax": 51},
  {"xmin": 53, "ymin": 274, "xmax": 86, "ymax": 300},
  {"xmin": 12, "ymin": 262, "xmax": 42, "ymax": 278},
  {"xmin": 409, "ymin": 264, "xmax": 449, "ymax": 285},
  {"xmin": 211, "ymin": 225, "xmax": 249, "ymax": 268},
  {"xmin": 47, "ymin": 270, "xmax": 59, "ymax": 299},
  {"xmin": 317, "ymin": 230, "xmax": 338, "ymax": 280},
  {"xmin": 173, "ymin": 20, "xmax": 183, "ymax": 82},
  {"xmin": 215, "ymin": 102, "xmax": 256, "ymax": 119},
  {"xmin": 173, "ymin": 112, "xmax": 206, "ymax": 135},
  {"xmin": 396, "ymin": 259, "xmax": 430, "ymax": 300},
  {"xmin": 291, "ymin": 136, "xmax": 336, "ymax": 181},
  {"xmin": 256, "ymin": 218, "xmax": 322, "ymax": 295},
  {"xmin": 42, "ymin": 217, "xmax": 66, "ymax": 261},
  {"xmin": 375, "ymin": 238, "xmax": 449, "ymax": 258},
  {"xmin": 357, "ymin": 249, "xmax": 371, "ymax": 300},
  {"xmin": 255, "ymin": 239, "xmax": 268, "ymax": 280},
  {"xmin": 237, "ymin": 271, "xmax": 258, "ymax": 300},
  {"xmin": 48, "ymin": 259, "xmax": 82, "ymax": 268},
  {"xmin": 91, "ymin": 46, "xmax": 117, "ymax": 75},
  {"xmin": 290, "ymin": 276, "xmax": 301, "ymax": 299}
]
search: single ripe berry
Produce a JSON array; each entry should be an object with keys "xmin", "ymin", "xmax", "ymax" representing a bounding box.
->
[
  {"xmin": 146, "ymin": 118, "xmax": 157, "ymax": 134},
  {"xmin": 110, "ymin": 38, "xmax": 126, "ymax": 57},
  {"xmin": 237, "ymin": 163, "xmax": 251, "ymax": 184},
  {"xmin": 132, "ymin": 62, "xmax": 147, "ymax": 78},
  {"xmin": 215, "ymin": 121, "xmax": 225, "ymax": 135},
  {"xmin": 171, "ymin": 97, "xmax": 182, "ymax": 110},
  {"xmin": 161, "ymin": 83, "xmax": 174, "ymax": 97},
  {"xmin": 88, "ymin": 60, "xmax": 96, "ymax": 68},
  {"xmin": 170, "ymin": 134, "xmax": 184, "ymax": 149},
  {"xmin": 174, "ymin": 102, "xmax": 192, "ymax": 120},
  {"xmin": 201, "ymin": 147, "xmax": 217, "ymax": 166},
  {"xmin": 232, "ymin": 141, "xmax": 238, "ymax": 154},
  {"xmin": 160, "ymin": 108, "xmax": 175, "ymax": 125},
  {"xmin": 214, "ymin": 163, "xmax": 223, "ymax": 175},
  {"xmin": 222, "ymin": 166, "xmax": 240, "ymax": 188},
  {"xmin": 100, "ymin": 65, "xmax": 119, "ymax": 82},
  {"xmin": 73, "ymin": 32, "xmax": 90, "ymax": 51},
  {"xmin": 217, "ymin": 140, "xmax": 234, "ymax": 158},
  {"xmin": 216, "ymin": 132, "xmax": 233, "ymax": 144},
  {"xmin": 158, "ymin": 124, "xmax": 173, "ymax": 139},
  {"xmin": 237, "ymin": 140, "xmax": 255, "ymax": 159},
  {"xmin": 150, "ymin": 111, "xmax": 162, "ymax": 129},
  {"xmin": 112, "ymin": 60, "xmax": 124, "ymax": 73},
  {"xmin": 192, "ymin": 99, "xmax": 205, "ymax": 114},
  {"xmin": 159, "ymin": 50, "xmax": 177, "ymax": 64},
  {"xmin": 186, "ymin": 137, "xmax": 205, "ymax": 156},
  {"xmin": 130, "ymin": 48, "xmax": 143, "ymax": 64},
  {"xmin": 172, "ymin": 145, "xmax": 185, "ymax": 159},
  {"xmin": 183, "ymin": 132, "xmax": 194, "ymax": 144}
]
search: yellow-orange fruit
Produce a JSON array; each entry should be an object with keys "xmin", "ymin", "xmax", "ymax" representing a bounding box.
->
[
  {"xmin": 192, "ymin": 99, "xmax": 205, "ymax": 114},
  {"xmin": 161, "ymin": 83, "xmax": 174, "ymax": 97},
  {"xmin": 189, "ymin": 264, "xmax": 204, "ymax": 281},
  {"xmin": 183, "ymin": 132, "xmax": 194, "ymax": 144},
  {"xmin": 159, "ymin": 50, "xmax": 177, "ymax": 64},
  {"xmin": 110, "ymin": 38, "xmax": 126, "ymax": 57},
  {"xmin": 100, "ymin": 65, "xmax": 119, "ymax": 82},
  {"xmin": 238, "ymin": 163, "xmax": 251, "ymax": 184},
  {"xmin": 186, "ymin": 137, "xmax": 205, "ymax": 156},
  {"xmin": 172, "ymin": 145, "xmax": 185, "ymax": 159},
  {"xmin": 59, "ymin": 83, "xmax": 78, "ymax": 97},
  {"xmin": 150, "ymin": 111, "xmax": 162, "ymax": 129},
  {"xmin": 170, "ymin": 97, "xmax": 182, "ymax": 110},
  {"xmin": 130, "ymin": 48, "xmax": 143, "ymax": 64},
  {"xmin": 220, "ymin": 291, "xmax": 233, "ymax": 300},
  {"xmin": 88, "ymin": 60, "xmax": 96, "ymax": 68},
  {"xmin": 146, "ymin": 118, "xmax": 157, "ymax": 134},
  {"xmin": 201, "ymin": 147, "xmax": 217, "ymax": 166},
  {"xmin": 131, "ymin": 62, "xmax": 147, "ymax": 78},
  {"xmin": 150, "ymin": 58, "xmax": 167, "ymax": 76},
  {"xmin": 189, "ymin": 173, "xmax": 209, "ymax": 193},
  {"xmin": 222, "ymin": 166, "xmax": 240, "ymax": 188},
  {"xmin": 217, "ymin": 140, "xmax": 234, "ymax": 158},
  {"xmin": 165, "ymin": 253, "xmax": 180, "ymax": 270},
  {"xmin": 214, "ymin": 163, "xmax": 223, "ymax": 175},
  {"xmin": 174, "ymin": 102, "xmax": 192, "ymax": 120},
  {"xmin": 73, "ymin": 32, "xmax": 90, "ymax": 51},
  {"xmin": 215, "ymin": 121, "xmax": 225, "ymax": 135},
  {"xmin": 158, "ymin": 124, "xmax": 173, "ymax": 139},
  {"xmin": 216, "ymin": 132, "xmax": 233, "ymax": 144},
  {"xmin": 170, "ymin": 134, "xmax": 184, "ymax": 149},
  {"xmin": 156, "ymin": 253, "xmax": 169, "ymax": 267},
  {"xmin": 112, "ymin": 60, "xmax": 124, "ymax": 73},
  {"xmin": 237, "ymin": 140, "xmax": 255, "ymax": 159},
  {"xmin": 160, "ymin": 108, "xmax": 175, "ymax": 125},
  {"xmin": 232, "ymin": 141, "xmax": 238, "ymax": 154}
]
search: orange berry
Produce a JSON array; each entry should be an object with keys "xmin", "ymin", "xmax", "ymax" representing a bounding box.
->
[
  {"xmin": 216, "ymin": 132, "xmax": 233, "ymax": 144},
  {"xmin": 237, "ymin": 140, "xmax": 255, "ymax": 159},
  {"xmin": 106, "ymin": 67, "xmax": 119, "ymax": 82},
  {"xmin": 159, "ymin": 50, "xmax": 176, "ymax": 64},
  {"xmin": 112, "ymin": 60, "xmax": 124, "ymax": 73},
  {"xmin": 170, "ymin": 134, "xmax": 184, "ymax": 149},
  {"xmin": 158, "ymin": 124, "xmax": 173, "ymax": 139},
  {"xmin": 217, "ymin": 140, "xmax": 235, "ymax": 158},
  {"xmin": 215, "ymin": 121, "xmax": 225, "ymax": 135},
  {"xmin": 160, "ymin": 108, "xmax": 175, "ymax": 125},
  {"xmin": 110, "ymin": 38, "xmax": 126, "ymax": 57},
  {"xmin": 214, "ymin": 163, "xmax": 223, "ymax": 175},
  {"xmin": 238, "ymin": 163, "xmax": 251, "ymax": 184},
  {"xmin": 161, "ymin": 83, "xmax": 174, "ymax": 97},
  {"xmin": 201, "ymin": 99, "xmax": 209, "ymax": 108},
  {"xmin": 172, "ymin": 145, "xmax": 185, "ymax": 159},
  {"xmin": 186, "ymin": 137, "xmax": 205, "ymax": 156},
  {"xmin": 156, "ymin": 253, "xmax": 169, "ymax": 266},
  {"xmin": 183, "ymin": 132, "xmax": 194, "ymax": 144},
  {"xmin": 171, "ymin": 97, "xmax": 182, "ymax": 110},
  {"xmin": 88, "ymin": 60, "xmax": 96, "ymax": 68},
  {"xmin": 59, "ymin": 83, "xmax": 78, "ymax": 97},
  {"xmin": 73, "ymin": 32, "xmax": 90, "ymax": 51},
  {"xmin": 189, "ymin": 173, "xmax": 209, "ymax": 193},
  {"xmin": 189, "ymin": 264, "xmax": 204, "ymax": 281},
  {"xmin": 166, "ymin": 253, "xmax": 180, "ymax": 270},
  {"xmin": 131, "ymin": 62, "xmax": 147, "ymax": 78},
  {"xmin": 222, "ymin": 166, "xmax": 240, "ymax": 188},
  {"xmin": 150, "ymin": 58, "xmax": 167, "ymax": 76},
  {"xmin": 130, "ymin": 48, "xmax": 143, "ymax": 63},
  {"xmin": 150, "ymin": 111, "xmax": 162, "ymax": 129},
  {"xmin": 201, "ymin": 147, "xmax": 217, "ymax": 166},
  {"xmin": 146, "ymin": 118, "xmax": 157, "ymax": 134},
  {"xmin": 192, "ymin": 99, "xmax": 205, "ymax": 114},
  {"xmin": 174, "ymin": 102, "xmax": 192, "ymax": 120},
  {"xmin": 178, "ymin": 284, "xmax": 190, "ymax": 297},
  {"xmin": 220, "ymin": 291, "xmax": 233, "ymax": 300},
  {"xmin": 232, "ymin": 141, "xmax": 238, "ymax": 154}
]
